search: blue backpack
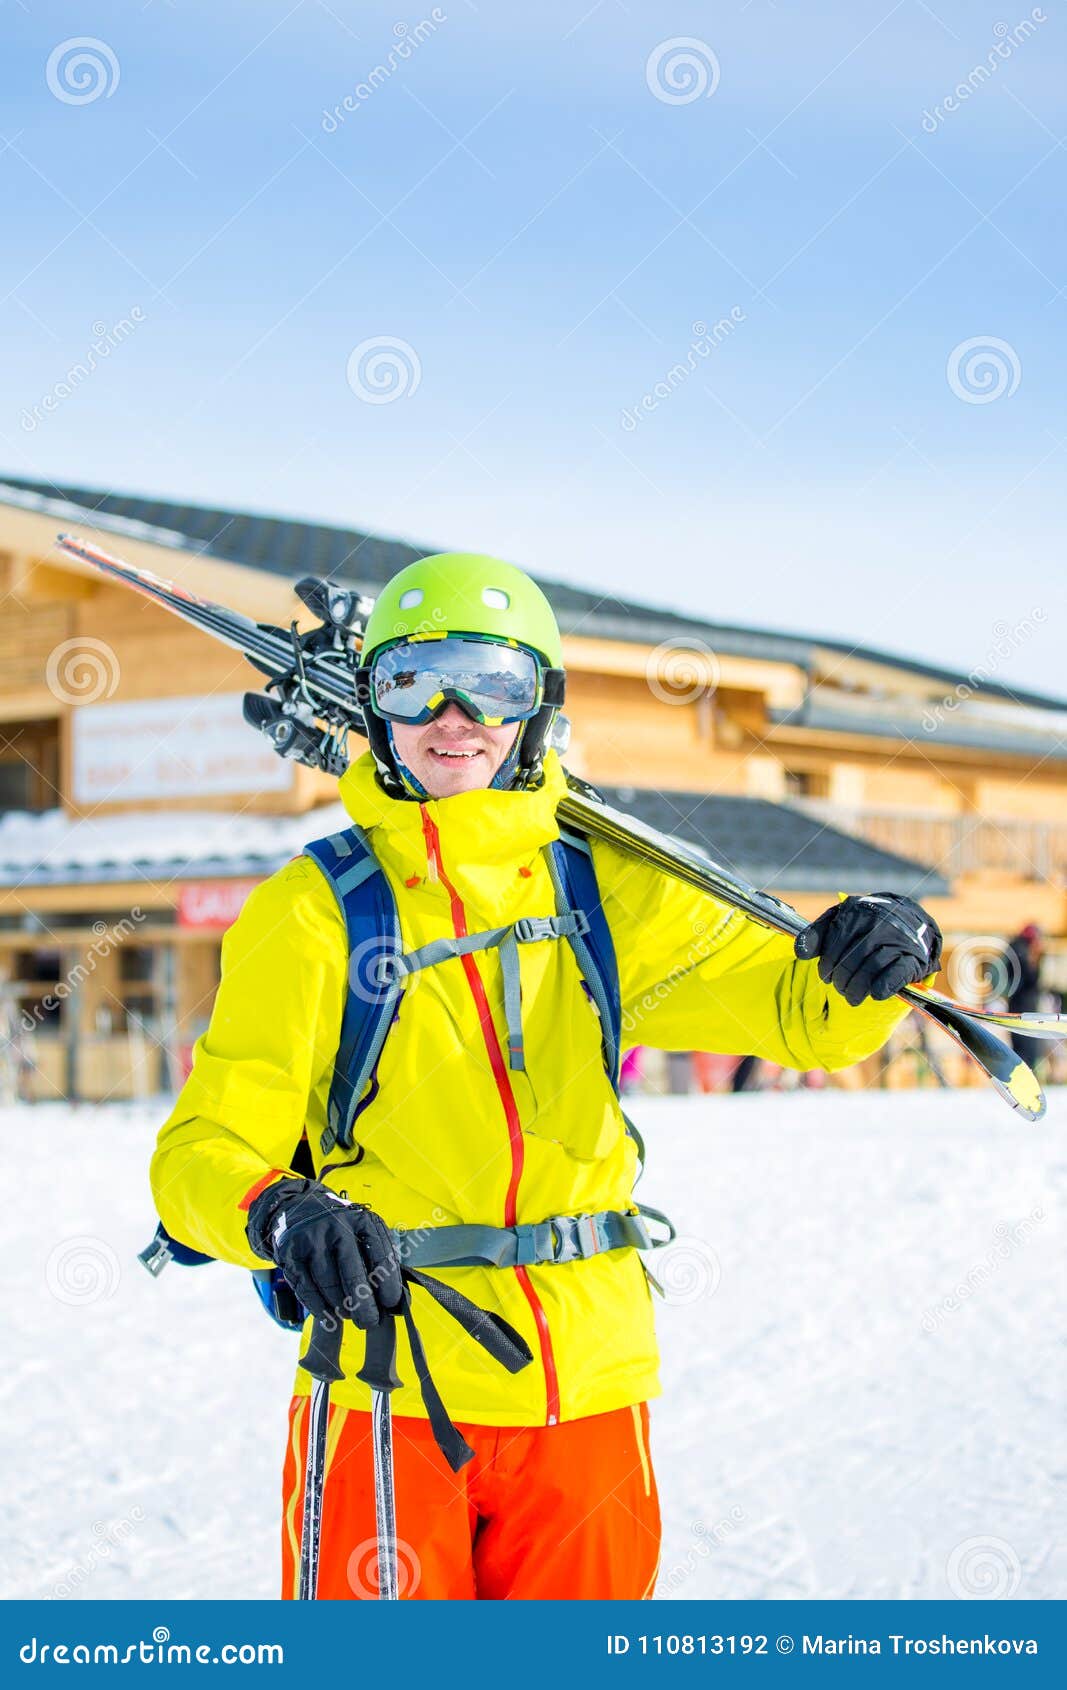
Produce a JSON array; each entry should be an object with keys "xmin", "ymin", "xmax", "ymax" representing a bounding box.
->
[{"xmin": 141, "ymin": 821, "xmax": 669, "ymax": 1325}]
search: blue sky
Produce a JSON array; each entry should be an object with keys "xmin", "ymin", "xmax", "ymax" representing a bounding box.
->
[{"xmin": 3, "ymin": 0, "xmax": 1064, "ymax": 693}]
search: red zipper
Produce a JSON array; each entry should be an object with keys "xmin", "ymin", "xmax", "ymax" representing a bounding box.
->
[{"xmin": 419, "ymin": 805, "xmax": 561, "ymax": 1425}]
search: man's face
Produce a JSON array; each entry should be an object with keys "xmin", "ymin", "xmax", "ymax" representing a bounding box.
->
[{"xmin": 391, "ymin": 702, "xmax": 520, "ymax": 796}]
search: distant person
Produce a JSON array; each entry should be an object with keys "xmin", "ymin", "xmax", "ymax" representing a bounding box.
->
[
  {"xmin": 1007, "ymin": 924, "xmax": 1047, "ymax": 1075},
  {"xmin": 620, "ymin": 1046, "xmax": 645, "ymax": 1095},
  {"xmin": 730, "ymin": 1054, "xmax": 761, "ymax": 1092},
  {"xmin": 666, "ymin": 1050, "xmax": 695, "ymax": 1094}
]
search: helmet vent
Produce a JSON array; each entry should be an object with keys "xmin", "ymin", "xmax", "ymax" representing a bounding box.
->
[
  {"xmin": 398, "ymin": 588, "xmax": 423, "ymax": 610},
  {"xmin": 482, "ymin": 587, "xmax": 509, "ymax": 611}
]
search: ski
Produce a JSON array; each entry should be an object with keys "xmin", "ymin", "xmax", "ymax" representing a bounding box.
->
[
  {"xmin": 556, "ymin": 782, "xmax": 1048, "ymax": 1122},
  {"xmin": 56, "ymin": 533, "xmax": 368, "ymax": 774},
  {"xmin": 55, "ymin": 531, "xmax": 1064, "ymax": 1121},
  {"xmin": 557, "ymin": 781, "xmax": 1066, "ymax": 1040}
]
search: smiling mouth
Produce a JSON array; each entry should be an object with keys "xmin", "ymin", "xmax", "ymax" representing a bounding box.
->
[{"xmin": 427, "ymin": 747, "xmax": 484, "ymax": 760}]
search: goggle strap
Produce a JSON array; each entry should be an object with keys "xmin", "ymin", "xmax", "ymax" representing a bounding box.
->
[{"xmin": 542, "ymin": 668, "xmax": 565, "ymax": 706}]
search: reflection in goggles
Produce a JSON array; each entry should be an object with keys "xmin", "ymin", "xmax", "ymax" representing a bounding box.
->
[{"xmin": 370, "ymin": 637, "xmax": 543, "ymax": 724}]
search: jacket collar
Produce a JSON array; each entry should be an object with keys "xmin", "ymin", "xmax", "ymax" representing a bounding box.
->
[{"xmin": 338, "ymin": 748, "xmax": 567, "ymax": 876}]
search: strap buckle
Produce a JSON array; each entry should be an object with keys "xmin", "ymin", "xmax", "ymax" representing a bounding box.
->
[
  {"xmin": 138, "ymin": 1231, "xmax": 173, "ymax": 1277},
  {"xmin": 513, "ymin": 916, "xmax": 557, "ymax": 944},
  {"xmin": 512, "ymin": 1221, "xmax": 558, "ymax": 1266},
  {"xmin": 547, "ymin": 1212, "xmax": 611, "ymax": 1264},
  {"xmin": 374, "ymin": 952, "xmax": 407, "ymax": 987},
  {"xmin": 513, "ymin": 910, "xmax": 591, "ymax": 945}
]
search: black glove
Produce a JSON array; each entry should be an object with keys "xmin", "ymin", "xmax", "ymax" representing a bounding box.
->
[
  {"xmin": 794, "ymin": 893, "xmax": 942, "ymax": 1007},
  {"xmin": 246, "ymin": 1177, "xmax": 404, "ymax": 1328}
]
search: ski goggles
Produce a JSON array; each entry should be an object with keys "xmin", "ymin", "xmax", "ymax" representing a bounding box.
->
[{"xmin": 360, "ymin": 634, "xmax": 563, "ymax": 726}]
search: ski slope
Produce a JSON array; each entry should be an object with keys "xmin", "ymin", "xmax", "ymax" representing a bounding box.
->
[{"xmin": 3, "ymin": 1089, "xmax": 1063, "ymax": 1601}]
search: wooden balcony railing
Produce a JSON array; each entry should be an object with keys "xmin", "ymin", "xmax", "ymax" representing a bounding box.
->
[{"xmin": 790, "ymin": 801, "xmax": 1067, "ymax": 882}]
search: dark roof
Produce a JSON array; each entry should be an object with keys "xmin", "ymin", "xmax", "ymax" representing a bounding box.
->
[
  {"xmin": 0, "ymin": 787, "xmax": 946, "ymax": 897},
  {"xmin": 603, "ymin": 786, "xmax": 949, "ymax": 896},
  {"xmin": 4, "ymin": 473, "xmax": 1066, "ymax": 716},
  {"xmin": 0, "ymin": 783, "xmax": 943, "ymax": 897},
  {"xmin": 771, "ymin": 701, "xmax": 1067, "ymax": 764}
]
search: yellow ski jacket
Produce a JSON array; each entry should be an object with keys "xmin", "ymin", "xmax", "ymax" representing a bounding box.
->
[{"xmin": 152, "ymin": 750, "xmax": 910, "ymax": 1426}]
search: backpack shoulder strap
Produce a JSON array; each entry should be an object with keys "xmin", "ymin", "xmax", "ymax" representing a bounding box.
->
[
  {"xmin": 141, "ymin": 824, "xmax": 391, "ymax": 1321},
  {"xmin": 550, "ymin": 828, "xmax": 661, "ymax": 1202},
  {"xmin": 546, "ymin": 827, "xmax": 622, "ymax": 1095},
  {"xmin": 303, "ymin": 823, "xmax": 403, "ymax": 1155}
]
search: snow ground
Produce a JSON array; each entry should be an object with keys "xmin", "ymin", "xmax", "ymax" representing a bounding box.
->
[{"xmin": 3, "ymin": 1088, "xmax": 1063, "ymax": 1602}]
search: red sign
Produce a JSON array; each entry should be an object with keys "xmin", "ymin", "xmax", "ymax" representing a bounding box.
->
[{"xmin": 178, "ymin": 879, "xmax": 259, "ymax": 930}]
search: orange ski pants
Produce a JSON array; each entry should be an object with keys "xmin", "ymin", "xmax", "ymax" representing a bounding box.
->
[{"xmin": 281, "ymin": 1396, "xmax": 661, "ymax": 1600}]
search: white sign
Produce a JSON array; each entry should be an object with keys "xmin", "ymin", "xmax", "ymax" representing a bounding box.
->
[{"xmin": 72, "ymin": 694, "xmax": 294, "ymax": 803}]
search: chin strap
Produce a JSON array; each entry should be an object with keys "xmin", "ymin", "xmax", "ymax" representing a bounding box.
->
[
  {"xmin": 489, "ymin": 733, "xmax": 524, "ymax": 790},
  {"xmin": 384, "ymin": 723, "xmax": 431, "ymax": 799}
]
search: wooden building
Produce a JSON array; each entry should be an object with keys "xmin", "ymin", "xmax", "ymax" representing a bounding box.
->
[{"xmin": 1, "ymin": 476, "xmax": 1064, "ymax": 1101}]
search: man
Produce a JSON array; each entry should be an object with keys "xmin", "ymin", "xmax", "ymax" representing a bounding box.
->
[
  {"xmin": 151, "ymin": 553, "xmax": 941, "ymax": 1600},
  {"xmin": 1007, "ymin": 923, "xmax": 1048, "ymax": 1077}
]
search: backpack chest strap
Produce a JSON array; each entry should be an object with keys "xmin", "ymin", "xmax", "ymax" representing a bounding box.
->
[
  {"xmin": 307, "ymin": 823, "xmax": 622, "ymax": 1155},
  {"xmin": 389, "ymin": 909, "xmax": 590, "ymax": 1073}
]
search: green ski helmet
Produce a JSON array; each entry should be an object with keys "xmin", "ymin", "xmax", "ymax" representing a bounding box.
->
[{"xmin": 357, "ymin": 553, "xmax": 566, "ymax": 794}]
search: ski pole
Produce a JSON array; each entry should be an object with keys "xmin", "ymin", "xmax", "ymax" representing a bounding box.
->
[
  {"xmin": 356, "ymin": 1316, "xmax": 402, "ymax": 1601},
  {"xmin": 295, "ymin": 1274, "xmax": 528, "ymax": 1600},
  {"xmin": 299, "ymin": 1309, "xmax": 402, "ymax": 1600},
  {"xmin": 296, "ymin": 1314, "xmax": 344, "ymax": 1600}
]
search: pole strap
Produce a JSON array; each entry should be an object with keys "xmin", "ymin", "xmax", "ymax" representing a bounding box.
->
[{"xmin": 300, "ymin": 1267, "xmax": 534, "ymax": 1475}]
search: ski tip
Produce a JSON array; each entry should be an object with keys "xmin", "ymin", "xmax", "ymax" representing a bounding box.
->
[
  {"xmin": 55, "ymin": 533, "xmax": 100, "ymax": 567},
  {"xmin": 1000, "ymin": 1063, "xmax": 1046, "ymax": 1122}
]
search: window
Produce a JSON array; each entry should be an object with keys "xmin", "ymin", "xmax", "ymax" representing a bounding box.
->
[
  {"xmin": 0, "ymin": 719, "xmax": 60, "ymax": 813},
  {"xmin": 10, "ymin": 948, "xmax": 64, "ymax": 1032},
  {"xmin": 784, "ymin": 769, "xmax": 830, "ymax": 799},
  {"xmin": 0, "ymin": 763, "xmax": 32, "ymax": 810},
  {"xmin": 119, "ymin": 947, "xmax": 155, "ymax": 984}
]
